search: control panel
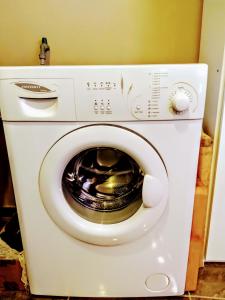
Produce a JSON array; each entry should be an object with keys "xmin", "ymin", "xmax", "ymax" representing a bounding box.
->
[
  {"xmin": 0, "ymin": 64, "xmax": 207, "ymax": 122},
  {"xmin": 75, "ymin": 65, "xmax": 207, "ymax": 121}
]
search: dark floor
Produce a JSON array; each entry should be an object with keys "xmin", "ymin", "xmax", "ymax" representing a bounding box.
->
[{"xmin": 1, "ymin": 263, "xmax": 225, "ymax": 300}]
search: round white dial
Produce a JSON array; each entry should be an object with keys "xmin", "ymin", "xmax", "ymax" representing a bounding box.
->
[{"xmin": 171, "ymin": 88, "xmax": 190, "ymax": 112}]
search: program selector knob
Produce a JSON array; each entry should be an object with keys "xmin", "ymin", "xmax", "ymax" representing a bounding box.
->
[{"xmin": 170, "ymin": 88, "xmax": 190, "ymax": 113}]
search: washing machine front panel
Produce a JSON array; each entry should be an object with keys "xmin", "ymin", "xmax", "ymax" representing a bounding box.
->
[
  {"xmin": 2, "ymin": 120, "xmax": 203, "ymax": 297},
  {"xmin": 39, "ymin": 124, "xmax": 168, "ymax": 246}
]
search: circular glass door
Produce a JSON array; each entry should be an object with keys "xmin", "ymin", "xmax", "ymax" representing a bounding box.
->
[
  {"xmin": 62, "ymin": 147, "xmax": 144, "ymax": 224},
  {"xmin": 39, "ymin": 124, "xmax": 168, "ymax": 246}
]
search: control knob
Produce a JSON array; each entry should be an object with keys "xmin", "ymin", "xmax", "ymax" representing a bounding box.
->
[{"xmin": 170, "ymin": 88, "xmax": 190, "ymax": 113}]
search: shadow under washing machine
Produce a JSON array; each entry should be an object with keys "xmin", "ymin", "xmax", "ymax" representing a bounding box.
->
[{"xmin": 0, "ymin": 64, "xmax": 207, "ymax": 297}]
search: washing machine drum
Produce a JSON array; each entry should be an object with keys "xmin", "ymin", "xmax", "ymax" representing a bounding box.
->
[
  {"xmin": 40, "ymin": 125, "xmax": 168, "ymax": 246},
  {"xmin": 62, "ymin": 147, "xmax": 144, "ymax": 224}
]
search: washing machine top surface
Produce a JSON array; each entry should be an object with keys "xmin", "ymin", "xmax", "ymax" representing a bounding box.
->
[{"xmin": 0, "ymin": 64, "xmax": 207, "ymax": 122}]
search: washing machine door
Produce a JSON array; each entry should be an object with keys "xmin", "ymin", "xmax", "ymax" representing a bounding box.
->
[{"xmin": 39, "ymin": 124, "xmax": 168, "ymax": 245}]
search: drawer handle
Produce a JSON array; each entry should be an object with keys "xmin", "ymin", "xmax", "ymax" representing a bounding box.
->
[{"xmin": 19, "ymin": 96, "xmax": 58, "ymax": 101}]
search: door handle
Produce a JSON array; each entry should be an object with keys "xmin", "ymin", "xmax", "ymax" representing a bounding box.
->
[{"xmin": 142, "ymin": 174, "xmax": 164, "ymax": 208}]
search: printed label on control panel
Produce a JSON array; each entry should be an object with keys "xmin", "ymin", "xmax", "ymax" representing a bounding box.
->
[{"xmin": 86, "ymin": 81, "xmax": 117, "ymax": 91}]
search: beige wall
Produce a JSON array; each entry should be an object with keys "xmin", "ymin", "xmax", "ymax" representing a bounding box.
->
[{"xmin": 0, "ymin": 0, "xmax": 203, "ymax": 66}]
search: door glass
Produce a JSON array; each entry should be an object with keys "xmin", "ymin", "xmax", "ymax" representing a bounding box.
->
[{"xmin": 62, "ymin": 147, "xmax": 144, "ymax": 224}]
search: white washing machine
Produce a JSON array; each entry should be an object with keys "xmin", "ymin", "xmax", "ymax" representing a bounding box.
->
[{"xmin": 0, "ymin": 65, "xmax": 207, "ymax": 297}]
